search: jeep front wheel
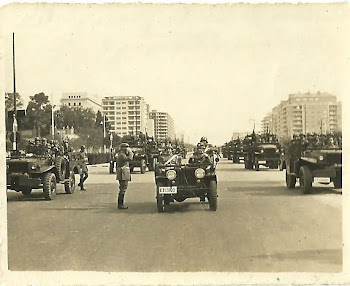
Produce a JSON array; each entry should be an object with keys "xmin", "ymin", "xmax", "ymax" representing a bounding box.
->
[
  {"xmin": 43, "ymin": 172, "xmax": 57, "ymax": 200},
  {"xmin": 333, "ymin": 176, "xmax": 342, "ymax": 189},
  {"xmin": 156, "ymin": 182, "xmax": 165, "ymax": 212},
  {"xmin": 285, "ymin": 169, "xmax": 296, "ymax": 188},
  {"xmin": 64, "ymin": 171, "xmax": 75, "ymax": 194},
  {"xmin": 299, "ymin": 166, "xmax": 312, "ymax": 194},
  {"xmin": 22, "ymin": 187, "xmax": 32, "ymax": 196},
  {"xmin": 140, "ymin": 159, "xmax": 146, "ymax": 174},
  {"xmin": 55, "ymin": 156, "xmax": 66, "ymax": 181},
  {"xmin": 208, "ymin": 180, "xmax": 217, "ymax": 211}
]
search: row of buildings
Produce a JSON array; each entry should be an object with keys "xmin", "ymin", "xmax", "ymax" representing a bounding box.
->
[
  {"xmin": 61, "ymin": 92, "xmax": 176, "ymax": 141},
  {"xmin": 260, "ymin": 92, "xmax": 342, "ymax": 139}
]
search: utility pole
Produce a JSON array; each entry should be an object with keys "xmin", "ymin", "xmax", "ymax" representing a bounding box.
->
[
  {"xmin": 12, "ymin": 32, "xmax": 18, "ymax": 151},
  {"xmin": 51, "ymin": 94, "xmax": 55, "ymax": 140},
  {"xmin": 103, "ymin": 115, "xmax": 106, "ymax": 153}
]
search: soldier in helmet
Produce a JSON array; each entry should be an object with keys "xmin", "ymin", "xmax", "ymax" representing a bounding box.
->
[
  {"xmin": 78, "ymin": 145, "xmax": 89, "ymax": 191},
  {"xmin": 189, "ymin": 142, "xmax": 211, "ymax": 164},
  {"xmin": 115, "ymin": 143, "xmax": 134, "ymax": 209}
]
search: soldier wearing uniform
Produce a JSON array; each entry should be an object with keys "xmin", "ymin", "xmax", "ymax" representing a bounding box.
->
[
  {"xmin": 78, "ymin": 145, "xmax": 89, "ymax": 191},
  {"xmin": 116, "ymin": 143, "xmax": 134, "ymax": 209},
  {"xmin": 189, "ymin": 143, "xmax": 211, "ymax": 164}
]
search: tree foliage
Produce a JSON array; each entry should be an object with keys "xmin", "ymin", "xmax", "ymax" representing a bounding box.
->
[
  {"xmin": 56, "ymin": 105, "xmax": 96, "ymax": 131},
  {"xmin": 23, "ymin": 92, "xmax": 52, "ymax": 136}
]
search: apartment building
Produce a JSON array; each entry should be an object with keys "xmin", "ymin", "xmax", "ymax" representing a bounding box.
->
[
  {"xmin": 101, "ymin": 96, "xmax": 152, "ymax": 137},
  {"xmin": 61, "ymin": 92, "xmax": 101, "ymax": 113},
  {"xmin": 150, "ymin": 110, "xmax": 176, "ymax": 141},
  {"xmin": 261, "ymin": 92, "xmax": 342, "ymax": 139}
]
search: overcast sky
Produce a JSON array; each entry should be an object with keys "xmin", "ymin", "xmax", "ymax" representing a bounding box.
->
[{"xmin": 1, "ymin": 4, "xmax": 349, "ymax": 145}]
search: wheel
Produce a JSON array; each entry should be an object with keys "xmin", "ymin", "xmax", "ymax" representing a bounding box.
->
[
  {"xmin": 208, "ymin": 180, "xmax": 217, "ymax": 211},
  {"xmin": 109, "ymin": 161, "xmax": 115, "ymax": 174},
  {"xmin": 22, "ymin": 187, "xmax": 32, "ymax": 196},
  {"xmin": 299, "ymin": 166, "xmax": 312, "ymax": 194},
  {"xmin": 254, "ymin": 161, "xmax": 259, "ymax": 171},
  {"xmin": 64, "ymin": 170, "xmax": 75, "ymax": 194},
  {"xmin": 43, "ymin": 172, "xmax": 57, "ymax": 200},
  {"xmin": 156, "ymin": 182, "xmax": 165, "ymax": 213},
  {"xmin": 148, "ymin": 157, "xmax": 155, "ymax": 171},
  {"xmin": 174, "ymin": 197, "xmax": 186, "ymax": 202},
  {"xmin": 140, "ymin": 159, "xmax": 146, "ymax": 174},
  {"xmin": 333, "ymin": 176, "xmax": 342, "ymax": 188},
  {"xmin": 285, "ymin": 169, "xmax": 296, "ymax": 188},
  {"xmin": 55, "ymin": 156, "xmax": 66, "ymax": 181}
]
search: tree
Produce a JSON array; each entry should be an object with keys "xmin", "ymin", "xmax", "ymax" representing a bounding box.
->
[
  {"xmin": 5, "ymin": 92, "xmax": 23, "ymax": 110},
  {"xmin": 95, "ymin": 110, "xmax": 103, "ymax": 129},
  {"xmin": 5, "ymin": 92, "xmax": 24, "ymax": 133},
  {"xmin": 56, "ymin": 106, "xmax": 96, "ymax": 132},
  {"xmin": 23, "ymin": 92, "xmax": 52, "ymax": 137}
]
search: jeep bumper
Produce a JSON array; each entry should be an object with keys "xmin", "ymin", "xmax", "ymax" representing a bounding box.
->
[{"xmin": 7, "ymin": 173, "xmax": 41, "ymax": 190}]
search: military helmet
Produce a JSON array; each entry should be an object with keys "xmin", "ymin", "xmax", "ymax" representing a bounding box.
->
[
  {"xmin": 197, "ymin": 142, "xmax": 205, "ymax": 150},
  {"xmin": 200, "ymin": 137, "xmax": 208, "ymax": 143},
  {"xmin": 120, "ymin": 143, "xmax": 129, "ymax": 149}
]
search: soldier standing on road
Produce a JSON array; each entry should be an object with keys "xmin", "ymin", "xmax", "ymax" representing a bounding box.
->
[
  {"xmin": 116, "ymin": 143, "xmax": 134, "ymax": 209},
  {"xmin": 78, "ymin": 145, "xmax": 89, "ymax": 191}
]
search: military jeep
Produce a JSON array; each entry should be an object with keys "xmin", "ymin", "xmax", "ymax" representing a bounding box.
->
[
  {"xmin": 284, "ymin": 143, "xmax": 342, "ymax": 194},
  {"xmin": 154, "ymin": 155, "xmax": 219, "ymax": 212},
  {"xmin": 6, "ymin": 149, "xmax": 83, "ymax": 200}
]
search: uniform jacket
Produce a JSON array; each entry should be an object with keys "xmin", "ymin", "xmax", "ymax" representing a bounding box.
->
[{"xmin": 116, "ymin": 148, "xmax": 134, "ymax": 181}]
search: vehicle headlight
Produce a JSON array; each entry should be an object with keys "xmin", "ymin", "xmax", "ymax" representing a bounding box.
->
[
  {"xmin": 195, "ymin": 168, "xmax": 205, "ymax": 179},
  {"xmin": 166, "ymin": 170, "xmax": 176, "ymax": 180},
  {"xmin": 261, "ymin": 149, "xmax": 264, "ymax": 153},
  {"xmin": 319, "ymin": 155, "xmax": 324, "ymax": 161},
  {"xmin": 31, "ymin": 164, "xmax": 37, "ymax": 170}
]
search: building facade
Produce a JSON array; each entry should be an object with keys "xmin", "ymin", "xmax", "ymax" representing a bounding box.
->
[
  {"xmin": 150, "ymin": 110, "xmax": 176, "ymax": 141},
  {"xmin": 261, "ymin": 92, "xmax": 342, "ymax": 139},
  {"xmin": 101, "ymin": 96, "xmax": 154, "ymax": 137},
  {"xmin": 61, "ymin": 92, "xmax": 101, "ymax": 113}
]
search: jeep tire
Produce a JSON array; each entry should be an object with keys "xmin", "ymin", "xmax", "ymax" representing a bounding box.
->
[
  {"xmin": 208, "ymin": 180, "xmax": 218, "ymax": 211},
  {"xmin": 22, "ymin": 187, "xmax": 32, "ymax": 196},
  {"xmin": 55, "ymin": 156, "xmax": 66, "ymax": 181},
  {"xmin": 43, "ymin": 172, "xmax": 57, "ymax": 200},
  {"xmin": 285, "ymin": 169, "xmax": 296, "ymax": 188},
  {"xmin": 299, "ymin": 166, "xmax": 312, "ymax": 194},
  {"xmin": 156, "ymin": 182, "xmax": 165, "ymax": 213},
  {"xmin": 140, "ymin": 159, "xmax": 146, "ymax": 174},
  {"xmin": 333, "ymin": 176, "xmax": 342, "ymax": 189},
  {"xmin": 65, "ymin": 170, "xmax": 75, "ymax": 194}
]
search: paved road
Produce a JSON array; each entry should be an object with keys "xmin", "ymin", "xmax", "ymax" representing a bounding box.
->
[{"xmin": 7, "ymin": 159, "xmax": 342, "ymax": 272}]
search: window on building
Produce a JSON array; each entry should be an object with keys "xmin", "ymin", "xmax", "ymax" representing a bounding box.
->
[
  {"xmin": 68, "ymin": 103, "xmax": 71, "ymax": 106},
  {"xmin": 79, "ymin": 102, "xmax": 81, "ymax": 106},
  {"xmin": 73, "ymin": 102, "xmax": 76, "ymax": 106}
]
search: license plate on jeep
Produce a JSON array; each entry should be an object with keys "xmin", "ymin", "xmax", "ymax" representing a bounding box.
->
[
  {"xmin": 258, "ymin": 160, "xmax": 266, "ymax": 164},
  {"xmin": 159, "ymin": 186, "xmax": 177, "ymax": 194},
  {"xmin": 314, "ymin": 177, "xmax": 330, "ymax": 184}
]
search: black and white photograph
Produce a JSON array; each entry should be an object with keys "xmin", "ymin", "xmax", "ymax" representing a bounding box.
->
[{"xmin": 0, "ymin": 2, "xmax": 349, "ymax": 285}]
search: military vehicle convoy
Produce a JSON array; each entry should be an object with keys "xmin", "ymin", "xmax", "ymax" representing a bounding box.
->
[
  {"xmin": 243, "ymin": 133, "xmax": 281, "ymax": 171},
  {"xmin": 154, "ymin": 154, "xmax": 219, "ymax": 212},
  {"xmin": 6, "ymin": 139, "xmax": 84, "ymax": 200},
  {"xmin": 231, "ymin": 139, "xmax": 245, "ymax": 163},
  {"xmin": 281, "ymin": 133, "xmax": 342, "ymax": 194}
]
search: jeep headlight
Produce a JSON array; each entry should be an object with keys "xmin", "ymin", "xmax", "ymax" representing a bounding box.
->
[
  {"xmin": 31, "ymin": 164, "xmax": 37, "ymax": 170},
  {"xmin": 166, "ymin": 170, "xmax": 176, "ymax": 180},
  {"xmin": 195, "ymin": 168, "xmax": 205, "ymax": 179},
  {"xmin": 319, "ymin": 155, "xmax": 324, "ymax": 161},
  {"xmin": 260, "ymin": 149, "xmax": 264, "ymax": 153}
]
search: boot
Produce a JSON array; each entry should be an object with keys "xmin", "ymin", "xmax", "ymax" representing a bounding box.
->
[{"xmin": 118, "ymin": 193, "xmax": 128, "ymax": 209}]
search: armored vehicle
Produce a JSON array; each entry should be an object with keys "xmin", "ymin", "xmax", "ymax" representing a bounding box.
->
[
  {"xmin": 6, "ymin": 140, "xmax": 83, "ymax": 200},
  {"xmin": 283, "ymin": 134, "xmax": 342, "ymax": 194},
  {"xmin": 154, "ymin": 154, "xmax": 219, "ymax": 212}
]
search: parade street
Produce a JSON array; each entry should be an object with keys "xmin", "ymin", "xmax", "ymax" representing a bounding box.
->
[{"xmin": 7, "ymin": 159, "xmax": 342, "ymax": 272}]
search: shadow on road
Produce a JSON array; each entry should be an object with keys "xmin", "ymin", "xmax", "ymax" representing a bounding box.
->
[
  {"xmin": 224, "ymin": 181, "xmax": 342, "ymax": 197},
  {"xmin": 6, "ymin": 191, "xmax": 74, "ymax": 202},
  {"xmin": 250, "ymin": 248, "xmax": 342, "ymax": 267}
]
